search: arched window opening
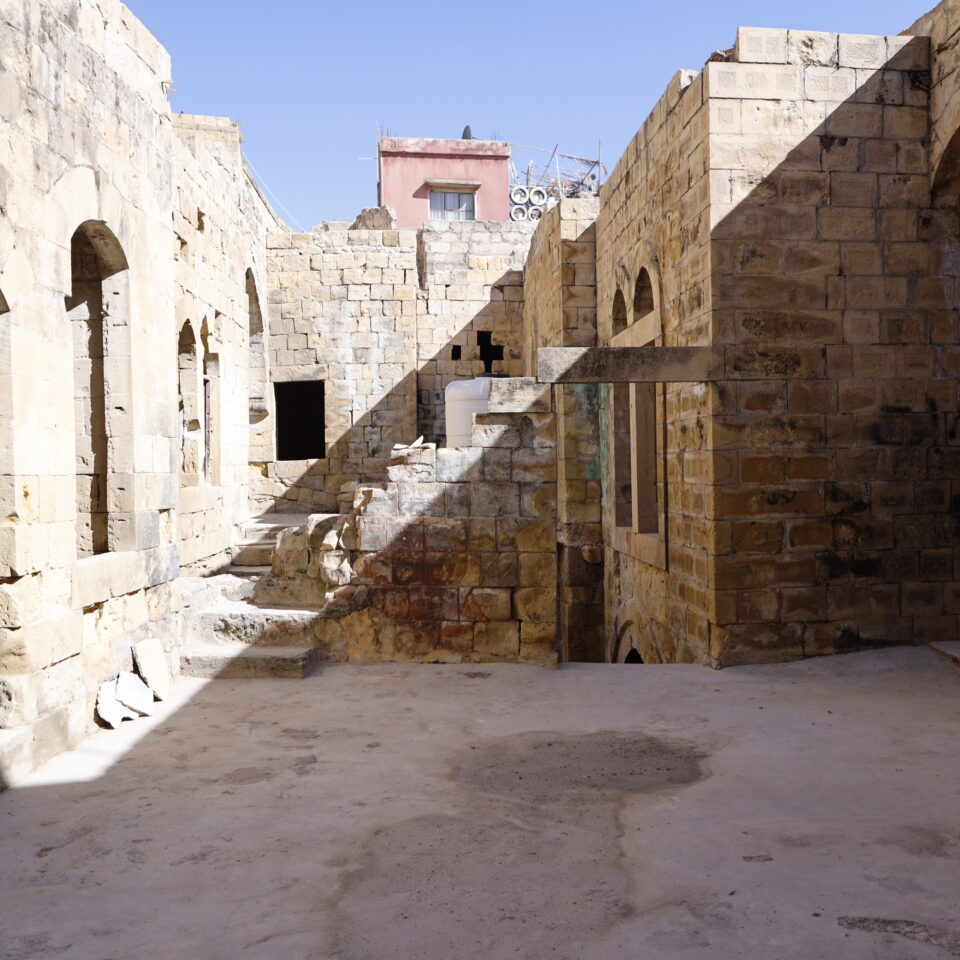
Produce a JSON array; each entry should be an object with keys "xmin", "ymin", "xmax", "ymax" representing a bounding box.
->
[
  {"xmin": 67, "ymin": 221, "xmax": 129, "ymax": 558},
  {"xmin": 612, "ymin": 287, "xmax": 628, "ymax": 336},
  {"xmin": 633, "ymin": 268, "xmax": 654, "ymax": 324},
  {"xmin": 246, "ymin": 268, "xmax": 267, "ymax": 423},
  {"xmin": 624, "ymin": 648, "xmax": 644, "ymax": 663},
  {"xmin": 178, "ymin": 323, "xmax": 202, "ymax": 486}
]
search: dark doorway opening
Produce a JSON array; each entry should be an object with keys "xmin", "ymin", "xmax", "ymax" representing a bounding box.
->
[
  {"xmin": 275, "ymin": 380, "xmax": 325, "ymax": 460},
  {"xmin": 624, "ymin": 649, "xmax": 644, "ymax": 664}
]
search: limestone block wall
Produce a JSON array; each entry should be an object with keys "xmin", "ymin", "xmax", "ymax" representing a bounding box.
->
[
  {"xmin": 594, "ymin": 22, "xmax": 948, "ymax": 667},
  {"xmin": 416, "ymin": 221, "xmax": 533, "ymax": 442},
  {"xmin": 523, "ymin": 200, "xmax": 604, "ymax": 661},
  {"xmin": 0, "ymin": 0, "xmax": 276, "ymax": 781},
  {"xmin": 170, "ymin": 115, "xmax": 277, "ymax": 571},
  {"xmin": 261, "ymin": 229, "xmax": 421, "ymax": 512},
  {"xmin": 705, "ymin": 28, "xmax": 940, "ymax": 664},
  {"xmin": 0, "ymin": 0, "xmax": 181, "ymax": 780},
  {"xmin": 906, "ymin": 0, "xmax": 960, "ymax": 180},
  {"xmin": 262, "ymin": 221, "xmax": 535, "ymax": 512},
  {"xmin": 596, "ymin": 68, "xmax": 715, "ymax": 664},
  {"xmin": 259, "ymin": 378, "xmax": 558, "ymax": 665}
]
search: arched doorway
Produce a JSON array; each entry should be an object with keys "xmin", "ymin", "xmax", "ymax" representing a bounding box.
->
[{"xmin": 66, "ymin": 221, "xmax": 129, "ymax": 558}]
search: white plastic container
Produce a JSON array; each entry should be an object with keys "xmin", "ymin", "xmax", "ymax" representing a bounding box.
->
[{"xmin": 444, "ymin": 378, "xmax": 492, "ymax": 447}]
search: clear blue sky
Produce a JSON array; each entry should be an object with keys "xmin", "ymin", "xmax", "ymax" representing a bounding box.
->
[{"xmin": 127, "ymin": 0, "xmax": 930, "ymax": 229}]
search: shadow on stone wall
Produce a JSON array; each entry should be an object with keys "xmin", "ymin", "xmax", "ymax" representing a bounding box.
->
[{"xmin": 599, "ymin": 36, "xmax": 955, "ymax": 667}]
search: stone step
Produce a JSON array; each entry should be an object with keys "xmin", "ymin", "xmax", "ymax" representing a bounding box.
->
[
  {"xmin": 178, "ymin": 573, "xmax": 256, "ymax": 610},
  {"xmin": 225, "ymin": 564, "xmax": 272, "ymax": 579},
  {"xmin": 930, "ymin": 641, "xmax": 960, "ymax": 671},
  {"xmin": 187, "ymin": 601, "xmax": 322, "ymax": 647},
  {"xmin": 231, "ymin": 541, "xmax": 275, "ymax": 565},
  {"xmin": 180, "ymin": 644, "xmax": 316, "ymax": 680},
  {"xmin": 237, "ymin": 512, "xmax": 315, "ymax": 542}
]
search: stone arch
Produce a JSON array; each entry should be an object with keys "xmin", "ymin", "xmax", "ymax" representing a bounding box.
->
[
  {"xmin": 246, "ymin": 268, "xmax": 268, "ymax": 423},
  {"xmin": 932, "ymin": 124, "xmax": 960, "ymax": 206},
  {"xmin": 927, "ymin": 130, "xmax": 960, "ymax": 310},
  {"xmin": 612, "ymin": 601, "xmax": 663, "ymax": 664},
  {"xmin": 177, "ymin": 321, "xmax": 202, "ymax": 485},
  {"xmin": 66, "ymin": 220, "xmax": 131, "ymax": 557},
  {"xmin": 633, "ymin": 267, "xmax": 655, "ymax": 325},
  {"xmin": 612, "ymin": 287, "xmax": 628, "ymax": 336}
]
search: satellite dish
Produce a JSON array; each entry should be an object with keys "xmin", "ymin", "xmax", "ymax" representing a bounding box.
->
[{"xmin": 462, "ymin": 125, "xmax": 473, "ymax": 140}]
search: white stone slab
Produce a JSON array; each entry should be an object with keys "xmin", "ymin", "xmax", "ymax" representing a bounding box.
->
[
  {"xmin": 116, "ymin": 671, "xmax": 156, "ymax": 717},
  {"xmin": 96, "ymin": 680, "xmax": 138, "ymax": 730},
  {"xmin": 133, "ymin": 637, "xmax": 171, "ymax": 701}
]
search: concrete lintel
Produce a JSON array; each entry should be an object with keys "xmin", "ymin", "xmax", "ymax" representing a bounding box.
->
[{"xmin": 537, "ymin": 346, "xmax": 826, "ymax": 383}]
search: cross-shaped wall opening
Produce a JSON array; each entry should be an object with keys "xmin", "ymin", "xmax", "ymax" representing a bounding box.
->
[{"xmin": 477, "ymin": 330, "xmax": 503, "ymax": 374}]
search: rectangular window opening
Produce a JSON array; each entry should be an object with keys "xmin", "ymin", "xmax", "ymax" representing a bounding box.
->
[
  {"xmin": 613, "ymin": 375, "xmax": 659, "ymax": 534},
  {"xmin": 613, "ymin": 383, "xmax": 632, "ymax": 528},
  {"xmin": 275, "ymin": 380, "xmax": 325, "ymax": 460},
  {"xmin": 631, "ymin": 382, "xmax": 659, "ymax": 535},
  {"xmin": 429, "ymin": 190, "xmax": 475, "ymax": 222}
]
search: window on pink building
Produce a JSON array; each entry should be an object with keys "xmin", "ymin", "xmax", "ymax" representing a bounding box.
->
[{"xmin": 429, "ymin": 190, "xmax": 475, "ymax": 221}]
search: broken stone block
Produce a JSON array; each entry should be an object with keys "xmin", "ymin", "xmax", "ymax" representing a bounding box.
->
[
  {"xmin": 96, "ymin": 680, "xmax": 138, "ymax": 730},
  {"xmin": 321, "ymin": 527, "xmax": 340, "ymax": 552},
  {"xmin": 132, "ymin": 637, "xmax": 171, "ymax": 700},
  {"xmin": 321, "ymin": 552, "xmax": 355, "ymax": 587},
  {"xmin": 116, "ymin": 671, "xmax": 156, "ymax": 716}
]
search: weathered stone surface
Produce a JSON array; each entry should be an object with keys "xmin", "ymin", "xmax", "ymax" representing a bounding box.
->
[
  {"xmin": 132, "ymin": 638, "xmax": 171, "ymax": 701},
  {"xmin": 115, "ymin": 671, "xmax": 156, "ymax": 717},
  {"xmin": 5, "ymin": 0, "xmax": 957, "ymax": 781},
  {"xmin": 349, "ymin": 206, "xmax": 397, "ymax": 230},
  {"xmin": 96, "ymin": 681, "xmax": 138, "ymax": 730}
]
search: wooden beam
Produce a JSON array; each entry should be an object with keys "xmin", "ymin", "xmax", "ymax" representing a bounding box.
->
[{"xmin": 537, "ymin": 345, "xmax": 827, "ymax": 383}]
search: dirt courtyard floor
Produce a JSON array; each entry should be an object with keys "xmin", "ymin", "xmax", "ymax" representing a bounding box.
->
[{"xmin": 1, "ymin": 646, "xmax": 959, "ymax": 960}]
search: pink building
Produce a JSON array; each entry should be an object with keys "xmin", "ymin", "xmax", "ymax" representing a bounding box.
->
[{"xmin": 378, "ymin": 137, "xmax": 511, "ymax": 228}]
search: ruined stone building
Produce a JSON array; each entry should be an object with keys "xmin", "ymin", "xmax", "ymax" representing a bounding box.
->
[{"xmin": 2, "ymin": 0, "xmax": 960, "ymax": 780}]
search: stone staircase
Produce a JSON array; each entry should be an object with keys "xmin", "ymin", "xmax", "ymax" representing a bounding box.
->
[
  {"xmin": 226, "ymin": 512, "xmax": 314, "ymax": 578},
  {"xmin": 179, "ymin": 512, "xmax": 335, "ymax": 680}
]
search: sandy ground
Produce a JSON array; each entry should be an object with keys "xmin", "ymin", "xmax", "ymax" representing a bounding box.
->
[{"xmin": 1, "ymin": 646, "xmax": 959, "ymax": 960}]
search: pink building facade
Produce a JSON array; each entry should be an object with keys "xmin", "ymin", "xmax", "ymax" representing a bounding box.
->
[{"xmin": 378, "ymin": 137, "xmax": 511, "ymax": 228}]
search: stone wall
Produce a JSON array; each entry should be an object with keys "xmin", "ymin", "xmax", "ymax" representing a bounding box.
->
[
  {"xmin": 588, "ymin": 25, "xmax": 946, "ymax": 666},
  {"xmin": 706, "ymin": 28, "xmax": 937, "ymax": 664},
  {"xmin": 522, "ymin": 200, "xmax": 605, "ymax": 661},
  {"xmin": 260, "ymin": 228, "xmax": 420, "ymax": 512},
  {"xmin": 595, "ymin": 67, "xmax": 715, "ymax": 664},
  {"xmin": 416, "ymin": 222, "xmax": 532, "ymax": 443},
  {"xmin": 906, "ymin": 0, "xmax": 960, "ymax": 180},
  {"xmin": 259, "ymin": 378, "xmax": 558, "ymax": 665},
  {"xmin": 261, "ymin": 221, "xmax": 534, "ymax": 512},
  {"xmin": 172, "ymin": 115, "xmax": 277, "ymax": 572},
  {"xmin": 0, "ymin": 0, "xmax": 276, "ymax": 781}
]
